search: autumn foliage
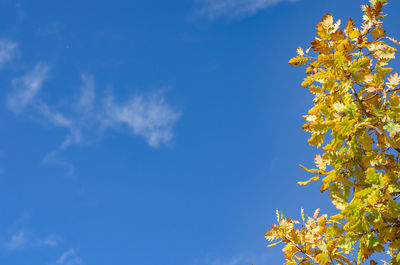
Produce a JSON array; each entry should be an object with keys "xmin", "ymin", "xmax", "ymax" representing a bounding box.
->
[{"xmin": 265, "ymin": 0, "xmax": 400, "ymax": 264}]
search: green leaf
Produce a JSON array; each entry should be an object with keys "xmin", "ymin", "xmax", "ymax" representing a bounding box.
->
[
  {"xmin": 367, "ymin": 235, "xmax": 379, "ymax": 248},
  {"xmin": 335, "ymin": 120, "xmax": 355, "ymax": 136},
  {"xmin": 315, "ymin": 252, "xmax": 330, "ymax": 265},
  {"xmin": 365, "ymin": 168, "xmax": 381, "ymax": 185},
  {"xmin": 384, "ymin": 122, "xmax": 400, "ymax": 133}
]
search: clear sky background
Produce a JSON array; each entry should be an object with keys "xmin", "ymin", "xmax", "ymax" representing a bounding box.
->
[{"xmin": 1, "ymin": 0, "xmax": 400, "ymax": 265}]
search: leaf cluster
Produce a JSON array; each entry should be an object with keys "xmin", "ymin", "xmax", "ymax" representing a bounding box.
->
[{"xmin": 266, "ymin": 1, "xmax": 400, "ymax": 264}]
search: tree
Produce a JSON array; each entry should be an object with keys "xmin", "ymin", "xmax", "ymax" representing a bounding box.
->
[{"xmin": 264, "ymin": 1, "xmax": 400, "ymax": 264}]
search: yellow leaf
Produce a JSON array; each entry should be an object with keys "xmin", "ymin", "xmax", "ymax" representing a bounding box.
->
[
  {"xmin": 333, "ymin": 103, "xmax": 345, "ymax": 112},
  {"xmin": 267, "ymin": 240, "xmax": 282, "ymax": 247},
  {"xmin": 315, "ymin": 252, "xmax": 330, "ymax": 265},
  {"xmin": 264, "ymin": 230, "xmax": 276, "ymax": 242},
  {"xmin": 314, "ymin": 154, "xmax": 327, "ymax": 171},
  {"xmin": 364, "ymin": 73, "xmax": 374, "ymax": 83},
  {"xmin": 387, "ymin": 36, "xmax": 400, "ymax": 45},
  {"xmin": 332, "ymin": 19, "xmax": 341, "ymax": 32},
  {"xmin": 313, "ymin": 208, "xmax": 320, "ymax": 219},
  {"xmin": 371, "ymin": 27, "xmax": 385, "ymax": 38},
  {"xmin": 365, "ymin": 85, "xmax": 378, "ymax": 93},
  {"xmin": 299, "ymin": 164, "xmax": 320, "ymax": 173},
  {"xmin": 345, "ymin": 18, "xmax": 360, "ymax": 39},
  {"xmin": 308, "ymin": 133, "xmax": 325, "ymax": 147},
  {"xmin": 308, "ymin": 85, "xmax": 323, "ymax": 94},
  {"xmin": 335, "ymin": 120, "xmax": 355, "ymax": 136},
  {"xmin": 301, "ymin": 208, "xmax": 305, "ymax": 222},
  {"xmin": 359, "ymin": 131, "xmax": 373, "ymax": 151},
  {"xmin": 297, "ymin": 47, "xmax": 304, "ymax": 56},
  {"xmin": 304, "ymin": 115, "xmax": 317, "ymax": 122},
  {"xmin": 298, "ymin": 175, "xmax": 319, "ymax": 186},
  {"xmin": 319, "ymin": 14, "xmax": 333, "ymax": 31},
  {"xmin": 282, "ymin": 244, "xmax": 298, "ymax": 259},
  {"xmin": 330, "ymin": 213, "xmax": 343, "ymax": 221},
  {"xmin": 289, "ymin": 56, "xmax": 308, "ymax": 66},
  {"xmin": 387, "ymin": 73, "xmax": 400, "ymax": 88},
  {"xmin": 311, "ymin": 39, "xmax": 331, "ymax": 54}
]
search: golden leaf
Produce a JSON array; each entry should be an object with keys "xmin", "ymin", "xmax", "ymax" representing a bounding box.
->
[
  {"xmin": 282, "ymin": 244, "xmax": 298, "ymax": 259},
  {"xmin": 289, "ymin": 56, "xmax": 308, "ymax": 66},
  {"xmin": 387, "ymin": 73, "xmax": 400, "ymax": 88},
  {"xmin": 299, "ymin": 164, "xmax": 320, "ymax": 173},
  {"xmin": 364, "ymin": 73, "xmax": 374, "ymax": 83},
  {"xmin": 313, "ymin": 208, "xmax": 320, "ymax": 219},
  {"xmin": 298, "ymin": 175, "xmax": 319, "ymax": 186},
  {"xmin": 365, "ymin": 85, "xmax": 378, "ymax": 93},
  {"xmin": 304, "ymin": 115, "xmax": 317, "ymax": 122},
  {"xmin": 314, "ymin": 154, "xmax": 326, "ymax": 171},
  {"xmin": 267, "ymin": 240, "xmax": 282, "ymax": 248},
  {"xmin": 371, "ymin": 27, "xmax": 385, "ymax": 38},
  {"xmin": 297, "ymin": 47, "xmax": 304, "ymax": 56},
  {"xmin": 387, "ymin": 36, "xmax": 400, "ymax": 45},
  {"xmin": 315, "ymin": 253, "xmax": 329, "ymax": 265},
  {"xmin": 333, "ymin": 103, "xmax": 345, "ymax": 112},
  {"xmin": 319, "ymin": 14, "xmax": 333, "ymax": 32}
]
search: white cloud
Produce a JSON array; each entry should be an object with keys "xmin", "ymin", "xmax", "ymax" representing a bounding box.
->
[
  {"xmin": 5, "ymin": 230, "xmax": 26, "ymax": 250},
  {"xmin": 57, "ymin": 249, "xmax": 83, "ymax": 265},
  {"xmin": 7, "ymin": 63, "xmax": 50, "ymax": 113},
  {"xmin": 37, "ymin": 103, "xmax": 81, "ymax": 150},
  {"xmin": 197, "ymin": 0, "xmax": 299, "ymax": 19},
  {"xmin": 76, "ymin": 74, "xmax": 95, "ymax": 113},
  {"xmin": 36, "ymin": 75, "xmax": 180, "ymax": 150},
  {"xmin": 0, "ymin": 40, "xmax": 17, "ymax": 69},
  {"xmin": 40, "ymin": 235, "xmax": 62, "ymax": 247},
  {"xmin": 4, "ymin": 228, "xmax": 61, "ymax": 251},
  {"xmin": 104, "ymin": 92, "xmax": 181, "ymax": 148},
  {"xmin": 38, "ymin": 103, "xmax": 81, "ymax": 174},
  {"xmin": 57, "ymin": 249, "xmax": 75, "ymax": 263},
  {"xmin": 2, "ymin": 217, "xmax": 63, "ymax": 264},
  {"xmin": 6, "ymin": 71, "xmax": 180, "ymax": 168}
]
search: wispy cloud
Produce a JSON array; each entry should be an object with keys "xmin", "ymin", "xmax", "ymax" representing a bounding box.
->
[
  {"xmin": 4, "ymin": 228, "xmax": 61, "ymax": 251},
  {"xmin": 2, "ymin": 216, "xmax": 67, "ymax": 265},
  {"xmin": 76, "ymin": 73, "xmax": 95, "ymax": 113},
  {"xmin": 38, "ymin": 103, "xmax": 81, "ymax": 150},
  {"xmin": 39, "ymin": 234, "xmax": 62, "ymax": 248},
  {"xmin": 41, "ymin": 74, "xmax": 180, "ymax": 151},
  {"xmin": 7, "ymin": 63, "xmax": 50, "ymax": 113},
  {"xmin": 38, "ymin": 101, "xmax": 85, "ymax": 174},
  {"xmin": 57, "ymin": 249, "xmax": 83, "ymax": 265},
  {"xmin": 5, "ymin": 230, "xmax": 26, "ymax": 250},
  {"xmin": 6, "ymin": 70, "xmax": 181, "ymax": 169},
  {"xmin": 0, "ymin": 40, "xmax": 17, "ymax": 69},
  {"xmin": 196, "ymin": 0, "xmax": 299, "ymax": 20},
  {"xmin": 104, "ymin": 92, "xmax": 181, "ymax": 148}
]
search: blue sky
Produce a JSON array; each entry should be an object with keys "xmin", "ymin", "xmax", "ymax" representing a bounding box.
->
[{"xmin": 1, "ymin": 0, "xmax": 400, "ymax": 264}]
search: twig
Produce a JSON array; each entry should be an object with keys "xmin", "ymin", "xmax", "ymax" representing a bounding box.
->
[
  {"xmin": 350, "ymin": 85, "xmax": 371, "ymax": 117},
  {"xmin": 294, "ymin": 245, "xmax": 319, "ymax": 265}
]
